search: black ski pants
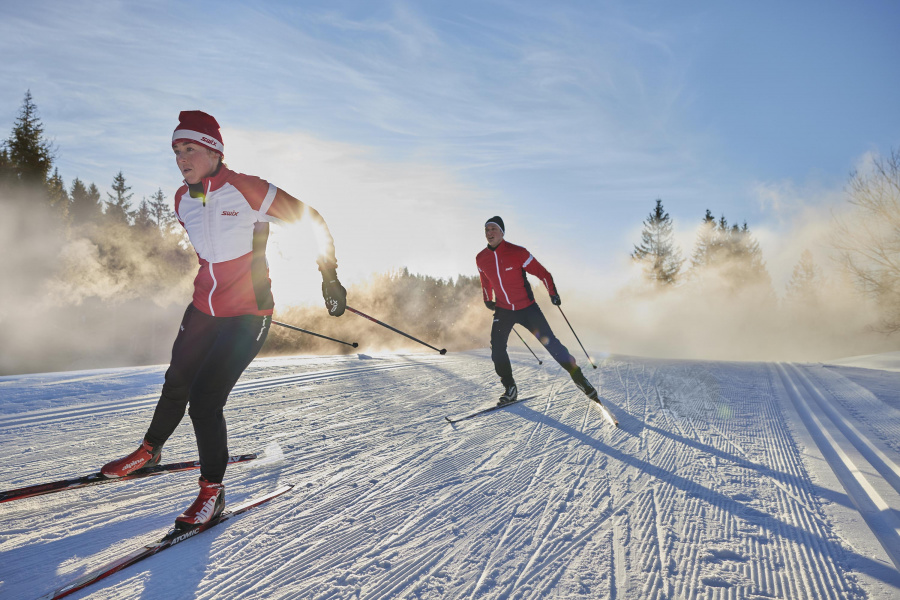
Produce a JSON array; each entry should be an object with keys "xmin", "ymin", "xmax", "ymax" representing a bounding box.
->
[
  {"xmin": 145, "ymin": 304, "xmax": 269, "ymax": 483},
  {"xmin": 491, "ymin": 303, "xmax": 575, "ymax": 387}
]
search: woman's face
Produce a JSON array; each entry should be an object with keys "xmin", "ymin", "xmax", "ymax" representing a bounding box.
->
[{"xmin": 173, "ymin": 141, "xmax": 220, "ymax": 184}]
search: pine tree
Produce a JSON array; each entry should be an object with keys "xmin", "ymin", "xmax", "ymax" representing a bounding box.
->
[
  {"xmin": 46, "ymin": 167, "xmax": 69, "ymax": 222},
  {"xmin": 786, "ymin": 249, "xmax": 822, "ymax": 305},
  {"xmin": 147, "ymin": 188, "xmax": 176, "ymax": 230},
  {"xmin": 0, "ymin": 147, "xmax": 12, "ymax": 191},
  {"xmin": 690, "ymin": 212, "xmax": 773, "ymax": 295},
  {"xmin": 632, "ymin": 199, "xmax": 683, "ymax": 285},
  {"xmin": 690, "ymin": 210, "xmax": 718, "ymax": 270},
  {"xmin": 133, "ymin": 198, "xmax": 156, "ymax": 230},
  {"xmin": 105, "ymin": 171, "xmax": 134, "ymax": 225},
  {"xmin": 70, "ymin": 177, "xmax": 103, "ymax": 223},
  {"xmin": 734, "ymin": 222, "xmax": 768, "ymax": 281},
  {"xmin": 3, "ymin": 90, "xmax": 55, "ymax": 193},
  {"xmin": 87, "ymin": 183, "xmax": 101, "ymax": 209}
]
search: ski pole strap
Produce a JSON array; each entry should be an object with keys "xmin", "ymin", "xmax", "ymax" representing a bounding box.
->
[
  {"xmin": 513, "ymin": 327, "xmax": 542, "ymax": 364},
  {"xmin": 272, "ymin": 320, "xmax": 358, "ymax": 348},
  {"xmin": 345, "ymin": 306, "xmax": 447, "ymax": 355},
  {"xmin": 556, "ymin": 306, "xmax": 597, "ymax": 369}
]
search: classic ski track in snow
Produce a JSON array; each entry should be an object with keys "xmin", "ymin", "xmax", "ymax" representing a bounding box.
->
[
  {"xmin": 776, "ymin": 362, "xmax": 900, "ymax": 572},
  {"xmin": 2, "ymin": 351, "xmax": 900, "ymax": 599}
]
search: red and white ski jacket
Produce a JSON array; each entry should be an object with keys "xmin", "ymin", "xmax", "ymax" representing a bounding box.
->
[
  {"xmin": 475, "ymin": 240, "xmax": 558, "ymax": 311},
  {"xmin": 174, "ymin": 166, "xmax": 334, "ymax": 318}
]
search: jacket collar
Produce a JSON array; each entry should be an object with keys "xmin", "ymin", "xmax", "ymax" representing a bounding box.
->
[
  {"xmin": 187, "ymin": 164, "xmax": 229, "ymax": 198},
  {"xmin": 487, "ymin": 239, "xmax": 505, "ymax": 252}
]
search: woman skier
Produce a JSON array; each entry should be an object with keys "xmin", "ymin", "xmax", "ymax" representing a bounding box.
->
[{"xmin": 100, "ymin": 111, "xmax": 347, "ymax": 530}]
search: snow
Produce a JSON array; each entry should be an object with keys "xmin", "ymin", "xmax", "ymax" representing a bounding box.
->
[
  {"xmin": 2, "ymin": 349, "xmax": 900, "ymax": 599},
  {"xmin": 826, "ymin": 351, "xmax": 900, "ymax": 373}
]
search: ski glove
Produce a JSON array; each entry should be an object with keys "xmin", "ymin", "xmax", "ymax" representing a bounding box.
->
[
  {"xmin": 320, "ymin": 272, "xmax": 347, "ymax": 317},
  {"xmin": 550, "ymin": 294, "xmax": 561, "ymax": 306},
  {"xmin": 484, "ymin": 300, "xmax": 496, "ymax": 311}
]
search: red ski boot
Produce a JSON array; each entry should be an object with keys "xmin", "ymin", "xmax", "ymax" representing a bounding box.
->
[
  {"xmin": 174, "ymin": 477, "xmax": 225, "ymax": 531},
  {"xmin": 101, "ymin": 439, "xmax": 161, "ymax": 478}
]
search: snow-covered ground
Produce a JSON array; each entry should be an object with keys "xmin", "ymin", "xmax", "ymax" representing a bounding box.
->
[{"xmin": 2, "ymin": 349, "xmax": 900, "ymax": 599}]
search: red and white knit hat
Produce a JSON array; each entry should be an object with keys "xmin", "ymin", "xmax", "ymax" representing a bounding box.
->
[{"xmin": 172, "ymin": 110, "xmax": 224, "ymax": 155}]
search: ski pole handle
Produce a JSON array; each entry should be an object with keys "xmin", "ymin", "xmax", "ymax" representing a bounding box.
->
[
  {"xmin": 272, "ymin": 320, "xmax": 358, "ymax": 348},
  {"xmin": 346, "ymin": 306, "xmax": 447, "ymax": 354}
]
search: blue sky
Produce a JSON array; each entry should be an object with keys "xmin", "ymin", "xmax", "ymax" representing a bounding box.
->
[{"xmin": 2, "ymin": 0, "xmax": 899, "ymax": 304}]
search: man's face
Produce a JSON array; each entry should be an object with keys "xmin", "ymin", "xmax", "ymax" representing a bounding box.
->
[
  {"xmin": 485, "ymin": 223, "xmax": 504, "ymax": 247},
  {"xmin": 173, "ymin": 141, "xmax": 220, "ymax": 184}
]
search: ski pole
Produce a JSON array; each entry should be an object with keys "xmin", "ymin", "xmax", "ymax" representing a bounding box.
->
[
  {"xmin": 272, "ymin": 320, "xmax": 359, "ymax": 348},
  {"xmin": 345, "ymin": 306, "xmax": 447, "ymax": 355},
  {"xmin": 513, "ymin": 327, "xmax": 542, "ymax": 365},
  {"xmin": 556, "ymin": 306, "xmax": 597, "ymax": 369}
]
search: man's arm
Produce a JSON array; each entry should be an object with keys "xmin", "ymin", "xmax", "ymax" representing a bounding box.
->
[
  {"xmin": 477, "ymin": 264, "xmax": 496, "ymax": 310},
  {"xmin": 523, "ymin": 253, "xmax": 561, "ymax": 304}
]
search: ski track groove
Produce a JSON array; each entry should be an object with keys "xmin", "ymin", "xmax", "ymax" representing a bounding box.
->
[{"xmin": 778, "ymin": 362, "xmax": 900, "ymax": 575}]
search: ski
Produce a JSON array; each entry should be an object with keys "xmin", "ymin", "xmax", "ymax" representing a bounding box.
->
[
  {"xmin": 590, "ymin": 396, "xmax": 619, "ymax": 427},
  {"xmin": 1, "ymin": 453, "xmax": 258, "ymax": 504},
  {"xmin": 38, "ymin": 483, "xmax": 294, "ymax": 600},
  {"xmin": 445, "ymin": 396, "xmax": 536, "ymax": 424}
]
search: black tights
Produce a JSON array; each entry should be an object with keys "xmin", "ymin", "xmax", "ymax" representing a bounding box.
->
[
  {"xmin": 146, "ymin": 304, "xmax": 269, "ymax": 483},
  {"xmin": 490, "ymin": 303, "xmax": 575, "ymax": 387}
]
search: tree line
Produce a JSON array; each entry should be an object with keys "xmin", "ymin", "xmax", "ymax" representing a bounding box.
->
[
  {"xmin": 1, "ymin": 91, "xmax": 197, "ymax": 302},
  {"xmin": 630, "ymin": 159, "xmax": 900, "ymax": 334},
  {"xmin": 3, "ymin": 89, "xmax": 898, "ymax": 372},
  {"xmin": 0, "ymin": 91, "xmax": 488, "ymax": 373},
  {"xmin": 631, "ymin": 201, "xmax": 772, "ymax": 294}
]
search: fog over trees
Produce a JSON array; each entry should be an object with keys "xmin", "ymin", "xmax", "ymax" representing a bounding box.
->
[
  {"xmin": 832, "ymin": 150, "xmax": 900, "ymax": 333},
  {"xmin": 2, "ymin": 91, "xmax": 899, "ymax": 373},
  {"xmin": 0, "ymin": 93, "xmax": 488, "ymax": 374}
]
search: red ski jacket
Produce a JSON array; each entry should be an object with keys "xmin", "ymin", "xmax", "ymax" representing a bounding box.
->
[
  {"xmin": 174, "ymin": 165, "xmax": 334, "ymax": 318},
  {"xmin": 476, "ymin": 240, "xmax": 558, "ymax": 311}
]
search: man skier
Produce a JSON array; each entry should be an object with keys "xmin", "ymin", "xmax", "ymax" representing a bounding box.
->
[
  {"xmin": 476, "ymin": 216, "xmax": 597, "ymax": 405},
  {"xmin": 100, "ymin": 111, "xmax": 347, "ymax": 530}
]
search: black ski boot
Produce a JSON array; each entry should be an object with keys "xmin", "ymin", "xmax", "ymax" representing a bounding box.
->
[
  {"xmin": 570, "ymin": 367, "xmax": 598, "ymax": 400},
  {"xmin": 498, "ymin": 383, "xmax": 518, "ymax": 406}
]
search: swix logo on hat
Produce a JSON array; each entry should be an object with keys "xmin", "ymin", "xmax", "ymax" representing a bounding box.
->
[{"xmin": 173, "ymin": 110, "xmax": 224, "ymax": 154}]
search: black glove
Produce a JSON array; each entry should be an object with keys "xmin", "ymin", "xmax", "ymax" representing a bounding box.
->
[
  {"xmin": 484, "ymin": 300, "xmax": 496, "ymax": 311},
  {"xmin": 550, "ymin": 294, "xmax": 561, "ymax": 306},
  {"xmin": 321, "ymin": 272, "xmax": 346, "ymax": 317}
]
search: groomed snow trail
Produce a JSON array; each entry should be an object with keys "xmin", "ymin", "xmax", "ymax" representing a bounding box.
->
[{"xmin": 1, "ymin": 351, "xmax": 899, "ymax": 599}]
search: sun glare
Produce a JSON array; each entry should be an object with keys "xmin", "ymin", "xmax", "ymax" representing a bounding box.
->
[{"xmin": 267, "ymin": 219, "xmax": 326, "ymax": 308}]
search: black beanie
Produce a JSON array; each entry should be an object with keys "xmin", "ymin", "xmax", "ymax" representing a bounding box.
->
[{"xmin": 485, "ymin": 216, "xmax": 505, "ymax": 233}]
